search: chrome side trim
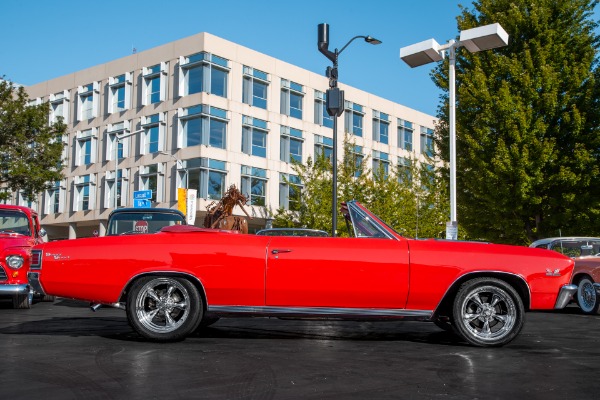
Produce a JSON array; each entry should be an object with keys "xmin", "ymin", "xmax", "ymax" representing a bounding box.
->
[
  {"xmin": 0, "ymin": 284, "xmax": 31, "ymax": 295},
  {"xmin": 207, "ymin": 305, "xmax": 433, "ymax": 320},
  {"xmin": 554, "ymin": 284, "xmax": 578, "ymax": 309}
]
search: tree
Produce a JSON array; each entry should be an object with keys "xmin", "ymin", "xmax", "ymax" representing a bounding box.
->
[
  {"xmin": 273, "ymin": 135, "xmax": 449, "ymax": 238},
  {"xmin": 432, "ymin": 0, "xmax": 600, "ymax": 244},
  {"xmin": 0, "ymin": 79, "xmax": 65, "ymax": 201}
]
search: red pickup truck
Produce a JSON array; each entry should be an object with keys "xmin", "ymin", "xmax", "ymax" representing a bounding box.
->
[{"xmin": 0, "ymin": 204, "xmax": 49, "ymax": 308}]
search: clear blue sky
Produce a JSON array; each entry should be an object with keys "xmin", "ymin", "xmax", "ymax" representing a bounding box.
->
[{"xmin": 2, "ymin": 1, "xmax": 476, "ymax": 116}]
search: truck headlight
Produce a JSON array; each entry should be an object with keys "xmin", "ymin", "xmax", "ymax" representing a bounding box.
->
[{"xmin": 6, "ymin": 255, "xmax": 24, "ymax": 269}]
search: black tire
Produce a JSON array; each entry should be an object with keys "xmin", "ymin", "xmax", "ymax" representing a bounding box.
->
[
  {"xmin": 12, "ymin": 292, "xmax": 32, "ymax": 309},
  {"xmin": 452, "ymin": 277, "xmax": 524, "ymax": 347},
  {"xmin": 126, "ymin": 276, "xmax": 203, "ymax": 342},
  {"xmin": 576, "ymin": 276, "xmax": 599, "ymax": 315}
]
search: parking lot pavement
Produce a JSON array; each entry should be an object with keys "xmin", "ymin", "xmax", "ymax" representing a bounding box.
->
[{"xmin": 0, "ymin": 298, "xmax": 599, "ymax": 399}]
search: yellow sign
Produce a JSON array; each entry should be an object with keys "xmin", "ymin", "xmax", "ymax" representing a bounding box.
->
[{"xmin": 177, "ymin": 188, "xmax": 187, "ymax": 215}]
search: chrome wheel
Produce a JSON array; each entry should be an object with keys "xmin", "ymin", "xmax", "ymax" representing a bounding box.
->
[
  {"xmin": 576, "ymin": 277, "xmax": 598, "ymax": 314},
  {"xmin": 127, "ymin": 276, "xmax": 203, "ymax": 341},
  {"xmin": 453, "ymin": 278, "xmax": 524, "ymax": 347},
  {"xmin": 135, "ymin": 277, "xmax": 191, "ymax": 334}
]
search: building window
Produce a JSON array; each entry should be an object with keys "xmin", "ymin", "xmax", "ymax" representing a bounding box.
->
[
  {"xmin": 75, "ymin": 128, "xmax": 97, "ymax": 166},
  {"xmin": 373, "ymin": 110, "xmax": 390, "ymax": 144},
  {"xmin": 281, "ymin": 79, "xmax": 304, "ymax": 119},
  {"xmin": 398, "ymin": 157, "xmax": 412, "ymax": 183},
  {"xmin": 44, "ymin": 180, "xmax": 65, "ymax": 214},
  {"xmin": 177, "ymin": 105, "xmax": 228, "ymax": 149},
  {"xmin": 185, "ymin": 158, "xmax": 227, "ymax": 200},
  {"xmin": 314, "ymin": 134, "xmax": 333, "ymax": 162},
  {"xmin": 398, "ymin": 119, "xmax": 414, "ymax": 151},
  {"xmin": 243, "ymin": 66, "xmax": 268, "ymax": 109},
  {"xmin": 17, "ymin": 191, "xmax": 37, "ymax": 211},
  {"xmin": 241, "ymin": 165, "xmax": 267, "ymax": 206},
  {"xmin": 351, "ymin": 145, "xmax": 364, "ymax": 177},
  {"xmin": 344, "ymin": 101, "xmax": 364, "ymax": 137},
  {"xmin": 372, "ymin": 150, "xmax": 390, "ymax": 178},
  {"xmin": 74, "ymin": 174, "xmax": 95, "ymax": 211},
  {"xmin": 139, "ymin": 163, "xmax": 164, "ymax": 202},
  {"xmin": 105, "ymin": 169, "xmax": 129, "ymax": 208},
  {"xmin": 179, "ymin": 52, "xmax": 229, "ymax": 97},
  {"xmin": 420, "ymin": 126, "xmax": 435, "ymax": 157},
  {"xmin": 77, "ymin": 83, "xmax": 98, "ymax": 121},
  {"xmin": 279, "ymin": 173, "xmax": 302, "ymax": 211},
  {"xmin": 242, "ymin": 116, "xmax": 268, "ymax": 158},
  {"xmin": 49, "ymin": 90, "xmax": 69, "ymax": 123},
  {"xmin": 280, "ymin": 126, "xmax": 303, "ymax": 163},
  {"xmin": 141, "ymin": 113, "xmax": 165, "ymax": 154},
  {"xmin": 314, "ymin": 90, "xmax": 334, "ymax": 128},
  {"xmin": 108, "ymin": 73, "xmax": 132, "ymax": 113},
  {"xmin": 106, "ymin": 121, "xmax": 132, "ymax": 161},
  {"xmin": 142, "ymin": 63, "xmax": 167, "ymax": 105}
]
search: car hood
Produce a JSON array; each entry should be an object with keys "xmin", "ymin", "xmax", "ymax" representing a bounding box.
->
[{"xmin": 0, "ymin": 235, "xmax": 36, "ymax": 254}]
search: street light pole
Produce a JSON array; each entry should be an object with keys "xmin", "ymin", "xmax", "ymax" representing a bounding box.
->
[
  {"xmin": 318, "ymin": 23, "xmax": 381, "ymax": 237},
  {"xmin": 400, "ymin": 23, "xmax": 508, "ymax": 240}
]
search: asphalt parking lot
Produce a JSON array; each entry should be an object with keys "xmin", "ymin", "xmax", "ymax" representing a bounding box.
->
[{"xmin": 0, "ymin": 298, "xmax": 598, "ymax": 400}]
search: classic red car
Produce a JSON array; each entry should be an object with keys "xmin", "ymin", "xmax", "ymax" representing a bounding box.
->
[
  {"xmin": 572, "ymin": 256, "xmax": 600, "ymax": 314},
  {"xmin": 0, "ymin": 204, "xmax": 49, "ymax": 308},
  {"xmin": 30, "ymin": 201, "xmax": 576, "ymax": 347}
]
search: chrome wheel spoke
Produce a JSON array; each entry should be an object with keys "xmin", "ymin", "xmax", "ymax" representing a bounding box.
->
[
  {"xmin": 464, "ymin": 312, "xmax": 481, "ymax": 323},
  {"xmin": 147, "ymin": 289, "xmax": 161, "ymax": 302}
]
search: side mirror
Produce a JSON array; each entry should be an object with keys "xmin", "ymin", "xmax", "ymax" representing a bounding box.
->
[{"xmin": 39, "ymin": 228, "xmax": 47, "ymax": 237}]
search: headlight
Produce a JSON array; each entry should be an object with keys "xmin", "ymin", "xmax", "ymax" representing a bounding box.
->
[{"xmin": 6, "ymin": 255, "xmax": 24, "ymax": 269}]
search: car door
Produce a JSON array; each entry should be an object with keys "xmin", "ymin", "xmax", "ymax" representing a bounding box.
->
[{"xmin": 266, "ymin": 236, "xmax": 409, "ymax": 309}]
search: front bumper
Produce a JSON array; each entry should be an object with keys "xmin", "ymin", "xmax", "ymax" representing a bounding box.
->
[
  {"xmin": 0, "ymin": 283, "xmax": 31, "ymax": 296},
  {"xmin": 554, "ymin": 284, "xmax": 578, "ymax": 309}
]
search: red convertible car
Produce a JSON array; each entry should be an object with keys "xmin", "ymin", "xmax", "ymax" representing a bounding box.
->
[{"xmin": 29, "ymin": 201, "xmax": 576, "ymax": 347}]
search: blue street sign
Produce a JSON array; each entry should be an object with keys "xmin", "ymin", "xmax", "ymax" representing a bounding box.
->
[
  {"xmin": 133, "ymin": 199, "xmax": 151, "ymax": 208},
  {"xmin": 133, "ymin": 190, "xmax": 152, "ymax": 200}
]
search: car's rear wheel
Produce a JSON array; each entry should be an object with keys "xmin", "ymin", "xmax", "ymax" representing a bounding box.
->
[
  {"xmin": 12, "ymin": 292, "xmax": 33, "ymax": 309},
  {"xmin": 126, "ymin": 276, "xmax": 202, "ymax": 342},
  {"xmin": 452, "ymin": 278, "xmax": 524, "ymax": 347},
  {"xmin": 576, "ymin": 276, "xmax": 599, "ymax": 314}
]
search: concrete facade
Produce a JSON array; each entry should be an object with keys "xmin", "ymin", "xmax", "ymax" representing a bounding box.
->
[{"xmin": 19, "ymin": 32, "xmax": 436, "ymax": 239}]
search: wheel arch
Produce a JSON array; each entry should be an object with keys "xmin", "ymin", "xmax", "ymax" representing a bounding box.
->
[
  {"xmin": 119, "ymin": 271, "xmax": 208, "ymax": 313},
  {"xmin": 572, "ymin": 272, "xmax": 594, "ymax": 285},
  {"xmin": 433, "ymin": 271, "xmax": 531, "ymax": 318}
]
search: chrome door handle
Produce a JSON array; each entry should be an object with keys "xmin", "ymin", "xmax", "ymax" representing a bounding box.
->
[{"xmin": 272, "ymin": 249, "xmax": 292, "ymax": 254}]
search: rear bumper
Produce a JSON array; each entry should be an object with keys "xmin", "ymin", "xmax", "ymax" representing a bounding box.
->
[
  {"xmin": 0, "ymin": 283, "xmax": 31, "ymax": 296},
  {"xmin": 554, "ymin": 284, "xmax": 578, "ymax": 309}
]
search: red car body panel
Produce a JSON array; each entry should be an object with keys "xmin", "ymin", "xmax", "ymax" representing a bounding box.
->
[
  {"xmin": 573, "ymin": 256, "xmax": 600, "ymax": 283},
  {"xmin": 36, "ymin": 210, "xmax": 573, "ymax": 315}
]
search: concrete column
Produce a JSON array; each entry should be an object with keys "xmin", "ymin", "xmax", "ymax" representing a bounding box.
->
[
  {"xmin": 98, "ymin": 221, "xmax": 107, "ymax": 237},
  {"xmin": 68, "ymin": 223, "xmax": 77, "ymax": 240}
]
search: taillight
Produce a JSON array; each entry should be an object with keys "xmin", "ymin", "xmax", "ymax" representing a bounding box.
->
[{"xmin": 30, "ymin": 250, "xmax": 42, "ymax": 270}]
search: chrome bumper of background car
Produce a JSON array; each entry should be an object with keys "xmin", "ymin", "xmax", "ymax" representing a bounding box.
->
[
  {"xmin": 594, "ymin": 283, "xmax": 600, "ymax": 296},
  {"xmin": 27, "ymin": 272, "xmax": 46, "ymax": 295},
  {"xmin": 554, "ymin": 284, "xmax": 578, "ymax": 309},
  {"xmin": 0, "ymin": 283, "xmax": 31, "ymax": 295}
]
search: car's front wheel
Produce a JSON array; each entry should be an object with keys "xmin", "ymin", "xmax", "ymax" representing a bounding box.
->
[
  {"xmin": 452, "ymin": 278, "xmax": 524, "ymax": 347},
  {"xmin": 126, "ymin": 276, "xmax": 203, "ymax": 342},
  {"xmin": 576, "ymin": 276, "xmax": 599, "ymax": 314},
  {"xmin": 12, "ymin": 292, "xmax": 33, "ymax": 309}
]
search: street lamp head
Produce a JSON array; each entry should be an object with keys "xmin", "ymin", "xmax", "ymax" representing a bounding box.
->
[
  {"xmin": 459, "ymin": 23, "xmax": 509, "ymax": 53},
  {"xmin": 317, "ymin": 23, "xmax": 337, "ymax": 64},
  {"xmin": 400, "ymin": 38, "xmax": 443, "ymax": 68},
  {"xmin": 365, "ymin": 36, "xmax": 382, "ymax": 45}
]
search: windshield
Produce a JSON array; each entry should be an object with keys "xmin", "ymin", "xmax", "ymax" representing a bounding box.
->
[
  {"xmin": 550, "ymin": 239, "xmax": 600, "ymax": 258},
  {"xmin": 107, "ymin": 212, "xmax": 185, "ymax": 235},
  {"xmin": 0, "ymin": 210, "xmax": 31, "ymax": 236},
  {"xmin": 342, "ymin": 202, "xmax": 396, "ymax": 239}
]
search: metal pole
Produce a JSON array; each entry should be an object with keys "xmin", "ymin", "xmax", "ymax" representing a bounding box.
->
[
  {"xmin": 448, "ymin": 40, "xmax": 457, "ymax": 235},
  {"xmin": 331, "ymin": 51, "xmax": 339, "ymax": 237},
  {"xmin": 114, "ymin": 136, "xmax": 119, "ymax": 209}
]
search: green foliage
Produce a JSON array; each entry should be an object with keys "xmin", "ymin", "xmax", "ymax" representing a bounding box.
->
[
  {"xmin": 432, "ymin": 0, "xmax": 600, "ymax": 244},
  {"xmin": 0, "ymin": 79, "xmax": 65, "ymax": 201},
  {"xmin": 273, "ymin": 135, "xmax": 449, "ymax": 238}
]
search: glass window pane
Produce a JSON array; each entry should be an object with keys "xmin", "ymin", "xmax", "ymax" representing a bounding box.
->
[
  {"xmin": 209, "ymin": 119, "xmax": 226, "ymax": 148},
  {"xmin": 188, "ymin": 66, "xmax": 203, "ymax": 94}
]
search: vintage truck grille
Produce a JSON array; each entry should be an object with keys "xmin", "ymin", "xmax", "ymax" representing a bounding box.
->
[{"xmin": 0, "ymin": 266, "xmax": 7, "ymax": 281}]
